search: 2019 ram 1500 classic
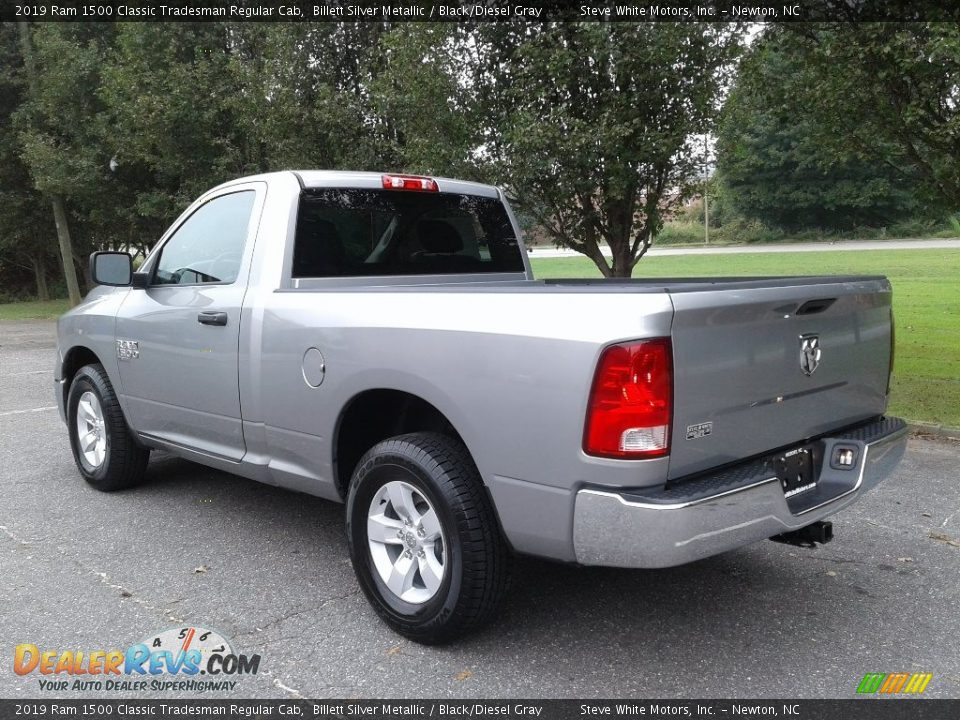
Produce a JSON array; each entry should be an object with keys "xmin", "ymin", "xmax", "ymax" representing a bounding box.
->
[{"xmin": 56, "ymin": 171, "xmax": 908, "ymax": 643}]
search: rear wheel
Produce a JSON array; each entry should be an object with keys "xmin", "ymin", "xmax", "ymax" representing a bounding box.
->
[
  {"xmin": 346, "ymin": 432, "xmax": 511, "ymax": 644},
  {"xmin": 67, "ymin": 364, "xmax": 149, "ymax": 491}
]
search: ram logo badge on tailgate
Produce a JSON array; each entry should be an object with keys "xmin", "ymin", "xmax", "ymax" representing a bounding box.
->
[{"xmin": 799, "ymin": 334, "xmax": 821, "ymax": 376}]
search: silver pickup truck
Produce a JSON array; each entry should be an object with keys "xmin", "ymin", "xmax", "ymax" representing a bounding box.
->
[{"xmin": 56, "ymin": 171, "xmax": 908, "ymax": 643}]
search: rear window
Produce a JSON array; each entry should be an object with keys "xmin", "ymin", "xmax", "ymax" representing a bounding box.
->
[{"xmin": 292, "ymin": 189, "xmax": 524, "ymax": 278}]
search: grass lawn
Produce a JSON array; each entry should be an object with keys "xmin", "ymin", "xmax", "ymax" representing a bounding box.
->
[
  {"xmin": 532, "ymin": 249, "xmax": 960, "ymax": 428},
  {"xmin": 0, "ymin": 298, "xmax": 70, "ymax": 321}
]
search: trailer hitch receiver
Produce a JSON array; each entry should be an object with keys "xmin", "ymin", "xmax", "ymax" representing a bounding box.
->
[{"xmin": 770, "ymin": 521, "xmax": 833, "ymax": 548}]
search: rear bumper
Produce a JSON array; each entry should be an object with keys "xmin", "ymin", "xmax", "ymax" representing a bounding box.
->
[{"xmin": 572, "ymin": 416, "xmax": 908, "ymax": 568}]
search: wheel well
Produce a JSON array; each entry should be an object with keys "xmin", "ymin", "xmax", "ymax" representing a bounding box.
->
[
  {"xmin": 334, "ymin": 390, "xmax": 464, "ymax": 498},
  {"xmin": 61, "ymin": 346, "xmax": 102, "ymax": 397}
]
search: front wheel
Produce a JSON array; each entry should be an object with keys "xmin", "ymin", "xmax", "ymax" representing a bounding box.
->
[
  {"xmin": 346, "ymin": 432, "xmax": 511, "ymax": 644},
  {"xmin": 67, "ymin": 364, "xmax": 150, "ymax": 492}
]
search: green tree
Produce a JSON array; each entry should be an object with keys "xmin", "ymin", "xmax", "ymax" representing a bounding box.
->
[
  {"xmin": 99, "ymin": 23, "xmax": 266, "ymax": 235},
  {"xmin": 227, "ymin": 24, "xmax": 364, "ymax": 172},
  {"xmin": 775, "ymin": 23, "xmax": 960, "ymax": 214},
  {"xmin": 97, "ymin": 23, "xmax": 478, "ymax": 242},
  {"xmin": 13, "ymin": 23, "xmax": 112, "ymax": 305},
  {"xmin": 231, "ymin": 23, "xmax": 396, "ymax": 172},
  {"xmin": 716, "ymin": 33, "xmax": 921, "ymax": 231},
  {"xmin": 0, "ymin": 29, "xmax": 55, "ymax": 300},
  {"xmin": 236, "ymin": 23, "xmax": 479, "ymax": 176},
  {"xmin": 475, "ymin": 23, "xmax": 741, "ymax": 277},
  {"xmin": 367, "ymin": 24, "xmax": 483, "ymax": 179}
]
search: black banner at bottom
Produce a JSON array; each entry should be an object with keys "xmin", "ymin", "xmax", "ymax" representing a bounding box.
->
[{"xmin": 2, "ymin": 699, "xmax": 958, "ymax": 720}]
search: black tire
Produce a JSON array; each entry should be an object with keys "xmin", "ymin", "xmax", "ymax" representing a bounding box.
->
[
  {"xmin": 346, "ymin": 432, "xmax": 511, "ymax": 644},
  {"xmin": 67, "ymin": 363, "xmax": 150, "ymax": 492}
]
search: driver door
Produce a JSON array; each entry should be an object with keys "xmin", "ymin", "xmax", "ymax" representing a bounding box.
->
[{"xmin": 116, "ymin": 184, "xmax": 264, "ymax": 461}]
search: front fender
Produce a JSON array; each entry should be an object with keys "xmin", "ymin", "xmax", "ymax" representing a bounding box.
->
[{"xmin": 56, "ymin": 287, "xmax": 129, "ymax": 421}]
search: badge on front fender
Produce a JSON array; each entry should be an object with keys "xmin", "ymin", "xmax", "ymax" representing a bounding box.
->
[{"xmin": 116, "ymin": 339, "xmax": 139, "ymax": 361}]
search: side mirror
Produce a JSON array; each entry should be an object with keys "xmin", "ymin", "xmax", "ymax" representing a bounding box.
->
[{"xmin": 89, "ymin": 251, "xmax": 133, "ymax": 287}]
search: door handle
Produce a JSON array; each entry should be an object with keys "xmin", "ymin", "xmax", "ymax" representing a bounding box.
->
[{"xmin": 197, "ymin": 311, "xmax": 228, "ymax": 326}]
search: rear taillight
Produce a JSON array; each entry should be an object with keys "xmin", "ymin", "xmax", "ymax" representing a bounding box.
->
[
  {"xmin": 583, "ymin": 338, "xmax": 672, "ymax": 459},
  {"xmin": 381, "ymin": 174, "xmax": 439, "ymax": 192}
]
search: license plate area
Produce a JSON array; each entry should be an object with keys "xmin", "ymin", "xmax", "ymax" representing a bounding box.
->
[{"xmin": 774, "ymin": 444, "xmax": 821, "ymax": 498}]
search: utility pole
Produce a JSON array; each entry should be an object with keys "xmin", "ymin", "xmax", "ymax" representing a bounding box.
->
[
  {"xmin": 704, "ymin": 187, "xmax": 709, "ymax": 245},
  {"xmin": 703, "ymin": 135, "xmax": 710, "ymax": 245},
  {"xmin": 17, "ymin": 21, "xmax": 82, "ymax": 306}
]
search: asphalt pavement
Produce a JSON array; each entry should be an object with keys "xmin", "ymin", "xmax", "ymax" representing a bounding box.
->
[{"xmin": 2, "ymin": 320, "xmax": 959, "ymax": 699}]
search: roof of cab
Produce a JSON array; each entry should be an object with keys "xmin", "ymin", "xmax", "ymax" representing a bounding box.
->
[
  {"xmin": 293, "ymin": 170, "xmax": 500, "ymax": 198},
  {"xmin": 208, "ymin": 170, "xmax": 498, "ymax": 198}
]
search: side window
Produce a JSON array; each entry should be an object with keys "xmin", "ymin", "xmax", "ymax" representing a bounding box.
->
[{"xmin": 153, "ymin": 191, "xmax": 256, "ymax": 285}]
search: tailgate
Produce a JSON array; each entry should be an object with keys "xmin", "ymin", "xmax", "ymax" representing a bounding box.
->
[{"xmin": 667, "ymin": 276, "xmax": 892, "ymax": 479}]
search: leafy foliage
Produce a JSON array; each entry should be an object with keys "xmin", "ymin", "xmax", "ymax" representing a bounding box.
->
[
  {"xmin": 475, "ymin": 23, "xmax": 741, "ymax": 277},
  {"xmin": 716, "ymin": 31, "xmax": 924, "ymax": 231},
  {"xmin": 0, "ymin": 24, "xmax": 56, "ymax": 300},
  {"xmin": 772, "ymin": 23, "xmax": 960, "ymax": 215}
]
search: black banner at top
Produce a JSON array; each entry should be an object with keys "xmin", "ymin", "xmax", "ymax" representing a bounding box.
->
[
  {"xmin": 2, "ymin": 699, "xmax": 960, "ymax": 720},
  {"xmin": 4, "ymin": 0, "xmax": 960, "ymax": 23}
]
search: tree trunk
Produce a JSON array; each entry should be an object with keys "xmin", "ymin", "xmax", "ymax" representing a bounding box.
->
[
  {"xmin": 608, "ymin": 242, "xmax": 635, "ymax": 278},
  {"xmin": 51, "ymin": 194, "xmax": 82, "ymax": 306},
  {"xmin": 19, "ymin": 22, "xmax": 82, "ymax": 306},
  {"xmin": 32, "ymin": 256, "xmax": 50, "ymax": 301},
  {"xmin": 581, "ymin": 242, "xmax": 612, "ymax": 278}
]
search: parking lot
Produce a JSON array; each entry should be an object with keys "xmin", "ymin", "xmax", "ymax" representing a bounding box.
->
[{"xmin": 2, "ymin": 319, "xmax": 959, "ymax": 699}]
